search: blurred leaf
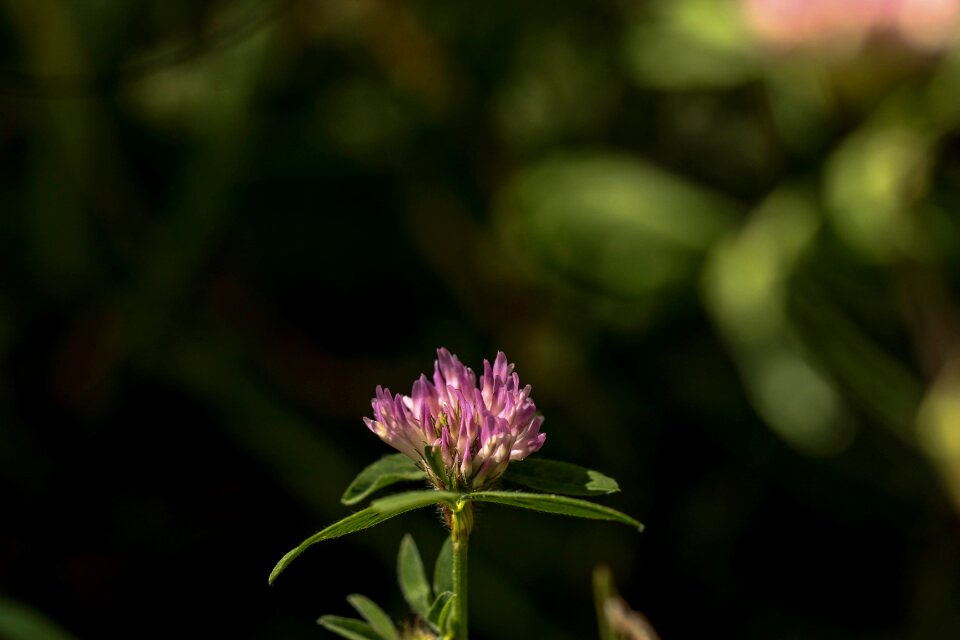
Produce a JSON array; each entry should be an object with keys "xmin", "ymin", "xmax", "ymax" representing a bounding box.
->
[
  {"xmin": 0, "ymin": 597, "xmax": 76, "ymax": 640},
  {"xmin": 623, "ymin": 0, "xmax": 756, "ymax": 90},
  {"xmin": 465, "ymin": 492, "xmax": 644, "ymax": 531},
  {"xmin": 502, "ymin": 458, "xmax": 620, "ymax": 495},
  {"xmin": 499, "ymin": 151, "xmax": 738, "ymax": 300},
  {"xmin": 269, "ymin": 498, "xmax": 446, "ymax": 585},
  {"xmin": 825, "ymin": 120, "xmax": 935, "ymax": 262},
  {"xmin": 347, "ymin": 595, "xmax": 398, "ymax": 640},
  {"xmin": 702, "ymin": 184, "xmax": 821, "ymax": 344},
  {"xmin": 398, "ymin": 534, "xmax": 432, "ymax": 619},
  {"xmin": 702, "ymin": 184, "xmax": 855, "ymax": 455},
  {"xmin": 341, "ymin": 454, "xmax": 424, "ymax": 506},
  {"xmin": 317, "ymin": 615, "xmax": 381, "ymax": 640},
  {"xmin": 745, "ymin": 348, "xmax": 852, "ymax": 455},
  {"xmin": 432, "ymin": 537, "xmax": 453, "ymax": 597},
  {"xmin": 918, "ymin": 359, "xmax": 960, "ymax": 514}
]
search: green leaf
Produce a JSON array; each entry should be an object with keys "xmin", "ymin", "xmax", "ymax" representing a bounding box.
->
[
  {"xmin": 341, "ymin": 454, "xmax": 425, "ymax": 505},
  {"xmin": 269, "ymin": 498, "xmax": 444, "ymax": 585},
  {"xmin": 432, "ymin": 537, "xmax": 453, "ymax": 596},
  {"xmin": 317, "ymin": 615, "xmax": 381, "ymax": 640},
  {"xmin": 437, "ymin": 593, "xmax": 457, "ymax": 634},
  {"xmin": 398, "ymin": 534, "xmax": 432, "ymax": 619},
  {"xmin": 426, "ymin": 591, "xmax": 453, "ymax": 631},
  {"xmin": 369, "ymin": 490, "xmax": 459, "ymax": 513},
  {"xmin": 346, "ymin": 595, "xmax": 398, "ymax": 640},
  {"xmin": 465, "ymin": 492, "xmax": 644, "ymax": 531},
  {"xmin": 502, "ymin": 458, "xmax": 620, "ymax": 496}
]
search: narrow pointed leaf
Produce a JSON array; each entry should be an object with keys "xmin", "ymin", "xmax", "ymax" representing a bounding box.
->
[
  {"xmin": 398, "ymin": 535, "xmax": 431, "ymax": 619},
  {"xmin": 369, "ymin": 490, "xmax": 460, "ymax": 513},
  {"xmin": 341, "ymin": 454, "xmax": 425, "ymax": 505},
  {"xmin": 432, "ymin": 537, "xmax": 453, "ymax": 597},
  {"xmin": 347, "ymin": 595, "xmax": 399, "ymax": 640},
  {"xmin": 437, "ymin": 593, "xmax": 457, "ymax": 634},
  {"xmin": 317, "ymin": 616, "xmax": 381, "ymax": 640},
  {"xmin": 426, "ymin": 591, "xmax": 453, "ymax": 631},
  {"xmin": 269, "ymin": 499, "xmax": 443, "ymax": 585},
  {"xmin": 502, "ymin": 458, "xmax": 620, "ymax": 495},
  {"xmin": 465, "ymin": 492, "xmax": 643, "ymax": 531}
]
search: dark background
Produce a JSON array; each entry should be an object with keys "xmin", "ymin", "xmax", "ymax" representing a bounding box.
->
[{"xmin": 3, "ymin": 1, "xmax": 960, "ymax": 638}]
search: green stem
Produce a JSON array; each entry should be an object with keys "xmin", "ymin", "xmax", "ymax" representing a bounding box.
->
[{"xmin": 449, "ymin": 501, "xmax": 473, "ymax": 640}]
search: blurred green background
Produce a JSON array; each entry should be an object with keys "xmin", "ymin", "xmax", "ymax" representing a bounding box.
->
[{"xmin": 3, "ymin": 0, "xmax": 960, "ymax": 638}]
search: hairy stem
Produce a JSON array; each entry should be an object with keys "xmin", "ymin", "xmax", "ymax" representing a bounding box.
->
[{"xmin": 449, "ymin": 501, "xmax": 473, "ymax": 639}]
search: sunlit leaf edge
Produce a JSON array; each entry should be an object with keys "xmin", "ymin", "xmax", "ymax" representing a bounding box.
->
[
  {"xmin": 465, "ymin": 491, "xmax": 643, "ymax": 531},
  {"xmin": 341, "ymin": 454, "xmax": 425, "ymax": 506}
]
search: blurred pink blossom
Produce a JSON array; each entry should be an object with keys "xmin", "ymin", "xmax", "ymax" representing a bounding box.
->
[{"xmin": 744, "ymin": 0, "xmax": 960, "ymax": 52}]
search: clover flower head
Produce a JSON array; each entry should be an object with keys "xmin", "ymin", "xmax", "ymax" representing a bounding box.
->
[{"xmin": 363, "ymin": 348, "xmax": 546, "ymax": 490}]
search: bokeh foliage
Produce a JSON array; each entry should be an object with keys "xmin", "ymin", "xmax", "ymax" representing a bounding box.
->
[{"xmin": 2, "ymin": 0, "xmax": 960, "ymax": 638}]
